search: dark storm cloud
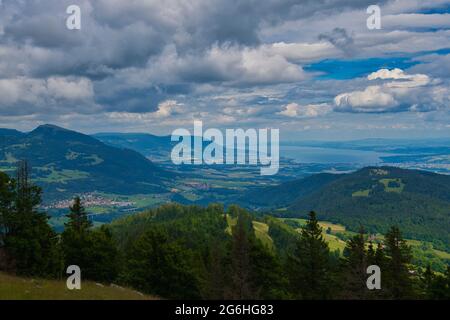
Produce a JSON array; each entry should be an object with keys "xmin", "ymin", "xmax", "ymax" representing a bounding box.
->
[{"xmin": 318, "ymin": 28, "xmax": 356, "ymax": 56}]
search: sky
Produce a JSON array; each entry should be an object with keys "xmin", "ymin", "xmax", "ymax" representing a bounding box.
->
[{"xmin": 0, "ymin": 0, "xmax": 449, "ymax": 140}]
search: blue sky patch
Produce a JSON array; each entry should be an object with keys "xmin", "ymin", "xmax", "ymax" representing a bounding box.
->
[{"xmin": 305, "ymin": 57, "xmax": 419, "ymax": 80}]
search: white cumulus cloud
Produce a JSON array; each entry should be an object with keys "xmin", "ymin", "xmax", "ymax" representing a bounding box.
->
[
  {"xmin": 278, "ymin": 103, "xmax": 332, "ymax": 118},
  {"xmin": 334, "ymin": 68, "xmax": 448, "ymax": 113}
]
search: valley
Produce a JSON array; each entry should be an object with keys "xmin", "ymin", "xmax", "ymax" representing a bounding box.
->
[{"xmin": 0, "ymin": 124, "xmax": 449, "ymax": 274}]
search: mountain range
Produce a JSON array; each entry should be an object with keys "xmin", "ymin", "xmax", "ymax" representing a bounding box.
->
[
  {"xmin": 0, "ymin": 125, "xmax": 449, "ymax": 252},
  {"xmin": 0, "ymin": 124, "xmax": 171, "ymax": 201}
]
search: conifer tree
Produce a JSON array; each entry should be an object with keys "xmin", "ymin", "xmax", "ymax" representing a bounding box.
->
[
  {"xmin": 374, "ymin": 242, "xmax": 386, "ymax": 267},
  {"xmin": 65, "ymin": 196, "xmax": 92, "ymax": 234},
  {"xmin": 0, "ymin": 171, "xmax": 16, "ymax": 271},
  {"xmin": 229, "ymin": 212, "xmax": 255, "ymax": 299},
  {"xmin": 3, "ymin": 160, "xmax": 62, "ymax": 277},
  {"xmin": 202, "ymin": 240, "xmax": 226, "ymax": 299},
  {"xmin": 341, "ymin": 227, "xmax": 368, "ymax": 299},
  {"xmin": 384, "ymin": 226, "xmax": 413, "ymax": 299},
  {"xmin": 290, "ymin": 211, "xmax": 331, "ymax": 299},
  {"xmin": 126, "ymin": 227, "xmax": 201, "ymax": 299},
  {"xmin": 62, "ymin": 196, "xmax": 118, "ymax": 282}
]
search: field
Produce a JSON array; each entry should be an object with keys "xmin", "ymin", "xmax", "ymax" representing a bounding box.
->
[
  {"xmin": 380, "ymin": 178, "xmax": 405, "ymax": 193},
  {"xmin": 0, "ymin": 272, "xmax": 156, "ymax": 300},
  {"xmin": 279, "ymin": 218, "xmax": 347, "ymax": 252}
]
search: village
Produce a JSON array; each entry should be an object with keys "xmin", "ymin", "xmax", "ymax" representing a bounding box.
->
[{"xmin": 43, "ymin": 193, "xmax": 134, "ymax": 210}]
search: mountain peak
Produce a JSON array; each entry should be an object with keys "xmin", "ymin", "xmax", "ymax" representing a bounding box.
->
[{"xmin": 31, "ymin": 124, "xmax": 71, "ymax": 134}]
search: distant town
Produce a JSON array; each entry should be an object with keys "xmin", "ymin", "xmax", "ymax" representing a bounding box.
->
[{"xmin": 43, "ymin": 193, "xmax": 134, "ymax": 210}]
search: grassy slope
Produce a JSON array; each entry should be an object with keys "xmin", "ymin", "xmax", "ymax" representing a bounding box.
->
[
  {"xmin": 280, "ymin": 218, "xmax": 347, "ymax": 252},
  {"xmin": 289, "ymin": 167, "xmax": 450, "ymax": 250},
  {"xmin": 0, "ymin": 272, "xmax": 157, "ymax": 300},
  {"xmin": 225, "ymin": 215, "xmax": 275, "ymax": 250}
]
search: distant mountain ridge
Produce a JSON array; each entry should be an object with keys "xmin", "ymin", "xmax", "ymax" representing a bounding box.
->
[
  {"xmin": 0, "ymin": 124, "xmax": 172, "ymax": 201},
  {"xmin": 93, "ymin": 132, "xmax": 172, "ymax": 159},
  {"xmin": 242, "ymin": 172, "xmax": 341, "ymax": 208},
  {"xmin": 244, "ymin": 166, "xmax": 450, "ymax": 250}
]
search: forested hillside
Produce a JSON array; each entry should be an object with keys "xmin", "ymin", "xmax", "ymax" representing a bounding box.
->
[
  {"xmin": 0, "ymin": 125, "xmax": 171, "ymax": 201},
  {"xmin": 245, "ymin": 167, "xmax": 450, "ymax": 251},
  {"xmin": 0, "ymin": 162, "xmax": 449, "ymax": 300}
]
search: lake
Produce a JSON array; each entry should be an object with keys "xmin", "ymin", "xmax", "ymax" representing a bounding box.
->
[{"xmin": 280, "ymin": 146, "xmax": 393, "ymax": 164}]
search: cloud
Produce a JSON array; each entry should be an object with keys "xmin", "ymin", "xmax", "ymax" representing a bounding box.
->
[
  {"xmin": 147, "ymin": 44, "xmax": 308, "ymax": 86},
  {"xmin": 153, "ymin": 100, "xmax": 183, "ymax": 118},
  {"xmin": 47, "ymin": 77, "xmax": 94, "ymax": 100},
  {"xmin": 0, "ymin": 0, "xmax": 449, "ymax": 136},
  {"xmin": 318, "ymin": 28, "xmax": 355, "ymax": 56},
  {"xmin": 278, "ymin": 103, "xmax": 332, "ymax": 118},
  {"xmin": 409, "ymin": 53, "xmax": 450, "ymax": 78},
  {"xmin": 382, "ymin": 13, "xmax": 450, "ymax": 30},
  {"xmin": 267, "ymin": 41, "xmax": 340, "ymax": 63},
  {"xmin": 367, "ymin": 68, "xmax": 430, "ymax": 87},
  {"xmin": 334, "ymin": 86, "xmax": 399, "ymax": 112},
  {"xmin": 102, "ymin": 100, "xmax": 183, "ymax": 124},
  {"xmin": 0, "ymin": 76, "xmax": 95, "ymax": 115},
  {"xmin": 334, "ymin": 68, "xmax": 449, "ymax": 113}
]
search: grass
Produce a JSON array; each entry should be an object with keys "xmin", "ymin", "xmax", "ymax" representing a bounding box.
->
[
  {"xmin": 352, "ymin": 189, "xmax": 370, "ymax": 197},
  {"xmin": 36, "ymin": 167, "xmax": 90, "ymax": 183},
  {"xmin": 225, "ymin": 214, "xmax": 236, "ymax": 234},
  {"xmin": 280, "ymin": 218, "xmax": 346, "ymax": 233},
  {"xmin": 252, "ymin": 221, "xmax": 274, "ymax": 250},
  {"xmin": 225, "ymin": 215, "xmax": 274, "ymax": 250},
  {"xmin": 84, "ymin": 154, "xmax": 104, "ymax": 166},
  {"xmin": 323, "ymin": 233, "xmax": 347, "ymax": 252},
  {"xmin": 379, "ymin": 178, "xmax": 405, "ymax": 193},
  {"xmin": 433, "ymin": 249, "xmax": 450, "ymax": 260},
  {"xmin": 318, "ymin": 221, "xmax": 346, "ymax": 233},
  {"xmin": 279, "ymin": 218, "xmax": 347, "ymax": 253},
  {"xmin": 0, "ymin": 272, "xmax": 156, "ymax": 300},
  {"xmin": 406, "ymin": 239, "xmax": 450, "ymax": 260}
]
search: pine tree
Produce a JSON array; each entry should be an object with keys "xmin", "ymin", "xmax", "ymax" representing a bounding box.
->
[
  {"xmin": 3, "ymin": 160, "xmax": 62, "ymax": 277},
  {"xmin": 65, "ymin": 196, "xmax": 92, "ymax": 234},
  {"xmin": 341, "ymin": 227, "xmax": 368, "ymax": 299},
  {"xmin": 290, "ymin": 211, "xmax": 331, "ymax": 299},
  {"xmin": 62, "ymin": 197, "xmax": 117, "ymax": 282},
  {"xmin": 202, "ymin": 240, "xmax": 226, "ymax": 299},
  {"xmin": 126, "ymin": 227, "xmax": 201, "ymax": 299},
  {"xmin": 384, "ymin": 226, "xmax": 413, "ymax": 299},
  {"xmin": 374, "ymin": 242, "xmax": 386, "ymax": 267},
  {"xmin": 62, "ymin": 197, "xmax": 92, "ymax": 269},
  {"xmin": 83, "ymin": 226, "xmax": 119, "ymax": 282},
  {"xmin": 229, "ymin": 212, "xmax": 255, "ymax": 299},
  {"xmin": 0, "ymin": 171, "xmax": 16, "ymax": 271}
]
